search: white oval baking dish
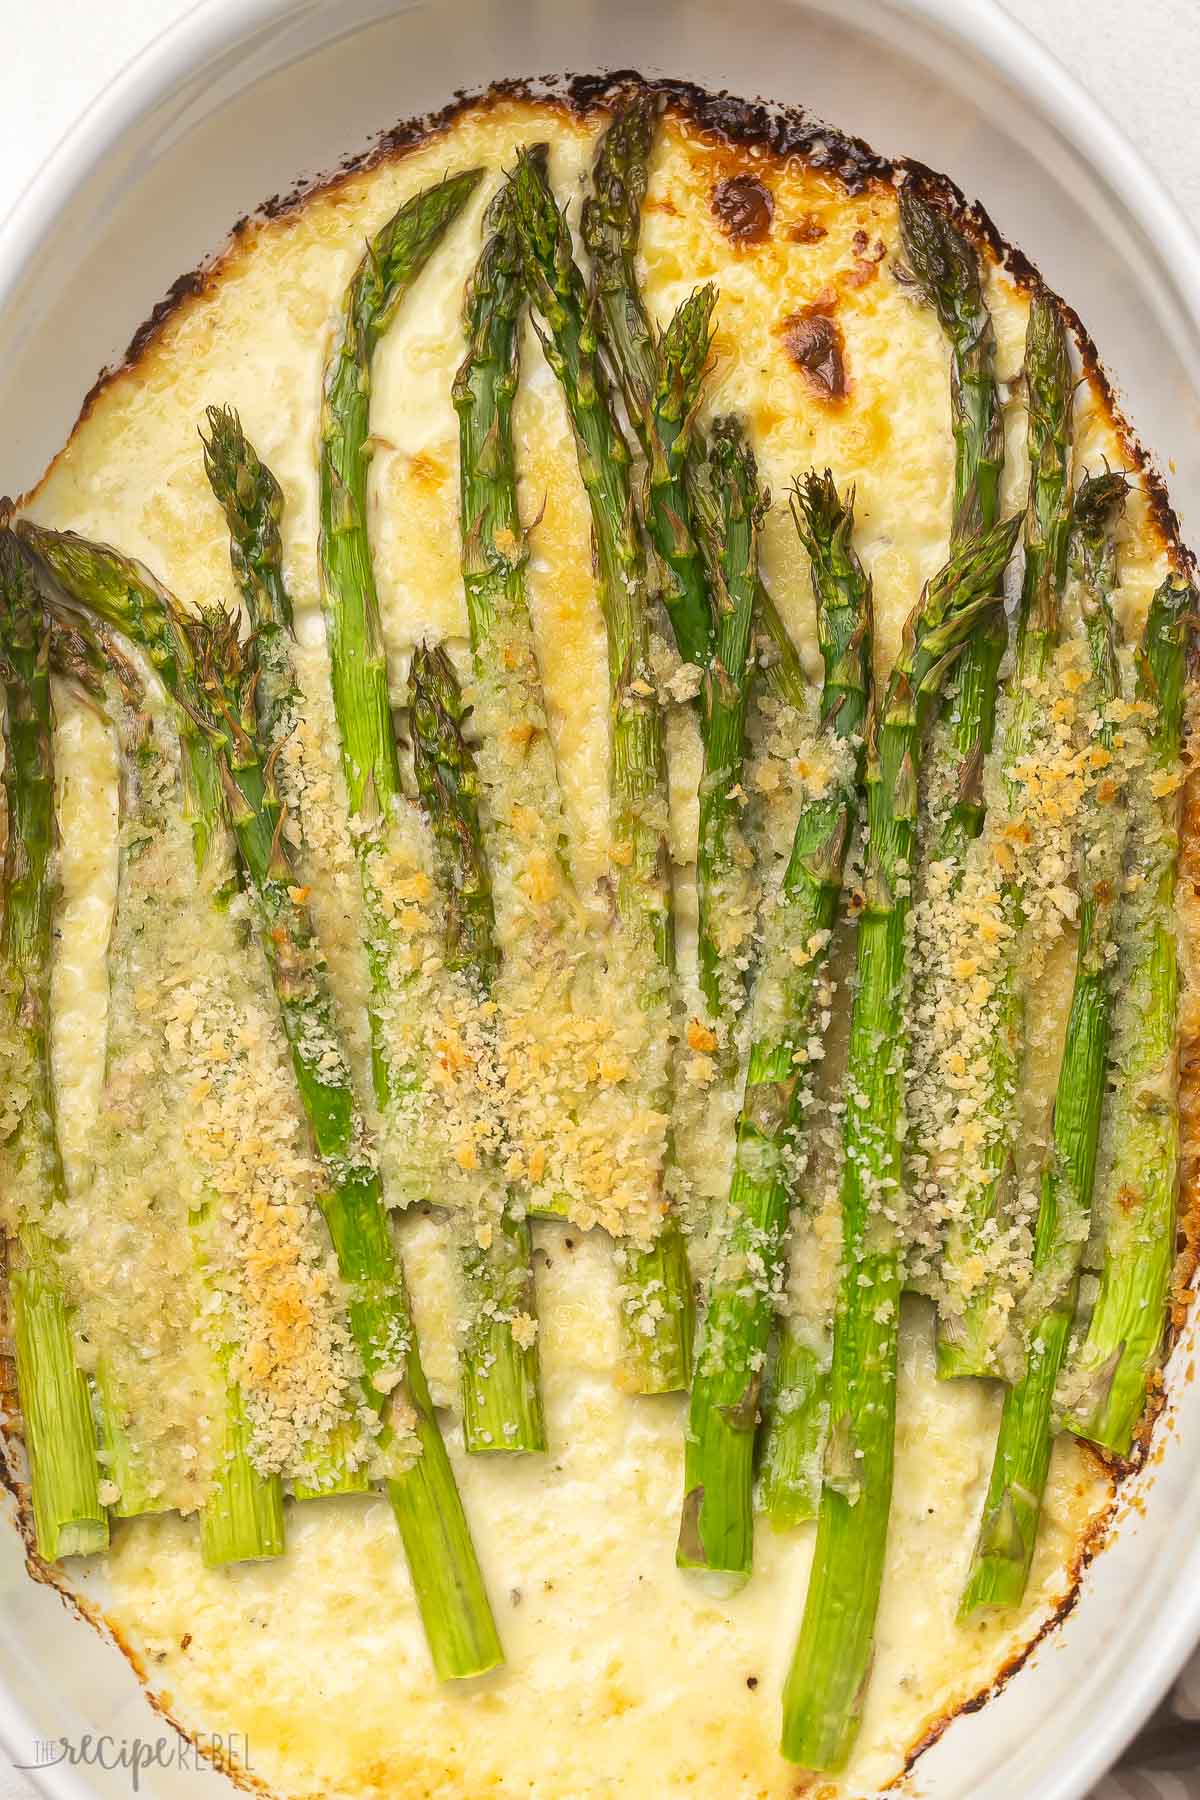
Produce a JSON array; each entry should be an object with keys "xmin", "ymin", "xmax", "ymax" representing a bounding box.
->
[{"xmin": 1, "ymin": 3, "xmax": 1199, "ymax": 1797}]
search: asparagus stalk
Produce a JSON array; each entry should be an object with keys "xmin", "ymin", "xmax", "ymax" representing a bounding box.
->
[
  {"xmin": 757, "ymin": 474, "xmax": 882, "ymax": 1528},
  {"xmin": 691, "ymin": 420, "xmax": 763, "ymax": 1028},
  {"xmin": 780, "ymin": 513, "xmax": 1020, "ymax": 1770},
  {"xmin": 101, "ymin": 636, "xmax": 286, "ymax": 1558},
  {"xmin": 678, "ymin": 471, "xmax": 871, "ymax": 1579},
  {"xmin": 201, "ymin": 405, "xmax": 366, "ymax": 1501},
  {"xmin": 316, "ymin": 170, "xmax": 543, "ymax": 1448},
  {"xmin": 583, "ymin": 98, "xmax": 804, "ymax": 704},
  {"xmin": 511, "ymin": 146, "xmax": 693, "ymax": 1392},
  {"xmin": 758, "ymin": 1328, "xmax": 829, "ymax": 1528},
  {"xmin": 936, "ymin": 295, "xmax": 1074, "ymax": 1376},
  {"xmin": 317, "ymin": 168, "xmax": 481, "ymax": 1105},
  {"xmin": 583, "ymin": 96, "xmax": 710, "ymax": 669},
  {"xmin": 959, "ymin": 474, "xmax": 1129, "ymax": 1617},
  {"xmin": 1060, "ymin": 573, "xmax": 1193, "ymax": 1453},
  {"xmin": 408, "ymin": 642, "xmax": 545, "ymax": 1453},
  {"xmin": 453, "ymin": 177, "xmax": 537, "ymax": 659},
  {"xmin": 0, "ymin": 529, "xmax": 108, "ymax": 1562},
  {"xmin": 898, "ymin": 182, "xmax": 1007, "ymax": 860},
  {"xmin": 200, "ymin": 405, "xmax": 301, "ymax": 746},
  {"xmin": 35, "ymin": 618, "xmax": 156, "ymax": 1523},
  {"xmin": 453, "ymin": 159, "xmax": 581, "ymax": 923},
  {"xmin": 17, "ymin": 522, "xmax": 502, "ymax": 1680}
]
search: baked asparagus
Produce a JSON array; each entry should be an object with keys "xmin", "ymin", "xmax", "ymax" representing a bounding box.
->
[
  {"xmin": 202, "ymin": 404, "xmax": 368, "ymax": 1501},
  {"xmin": 317, "ymin": 171, "xmax": 543, "ymax": 1446},
  {"xmin": 16, "ymin": 521, "xmax": 502, "ymax": 1680},
  {"xmin": 679, "ymin": 470, "xmax": 871, "ymax": 1579},
  {"xmin": 1060, "ymin": 573, "xmax": 1193, "ymax": 1453},
  {"xmin": 690, "ymin": 419, "xmax": 763, "ymax": 1029},
  {"xmin": 959, "ymin": 473, "xmax": 1130, "ymax": 1616},
  {"xmin": 935, "ymin": 294, "xmax": 1074, "ymax": 1375},
  {"xmin": 200, "ymin": 404, "xmax": 300, "ymax": 747},
  {"xmin": 408, "ymin": 642, "xmax": 545, "ymax": 1452},
  {"xmin": 511, "ymin": 145, "xmax": 693, "ymax": 1392},
  {"xmin": 102, "ymin": 634, "xmax": 287, "ymax": 1559},
  {"xmin": 583, "ymin": 97, "xmax": 804, "ymax": 706},
  {"xmin": 0, "ymin": 528, "xmax": 108, "ymax": 1562},
  {"xmin": 898, "ymin": 181, "xmax": 1006, "ymax": 860},
  {"xmin": 780, "ymin": 513, "xmax": 1020, "ymax": 1770}
]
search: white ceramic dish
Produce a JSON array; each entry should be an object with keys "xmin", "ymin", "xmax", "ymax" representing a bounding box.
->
[{"xmin": 2, "ymin": 3, "xmax": 1200, "ymax": 1796}]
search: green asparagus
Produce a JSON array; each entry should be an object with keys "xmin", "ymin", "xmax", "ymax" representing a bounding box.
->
[
  {"xmin": 757, "ymin": 1327, "xmax": 829, "ymax": 1528},
  {"xmin": 17, "ymin": 520, "xmax": 502, "ymax": 1679},
  {"xmin": 315, "ymin": 171, "xmax": 543, "ymax": 1444},
  {"xmin": 1061, "ymin": 573, "xmax": 1193, "ymax": 1453},
  {"xmin": 780, "ymin": 512, "xmax": 1020, "ymax": 1770},
  {"xmin": 690, "ymin": 419, "xmax": 764, "ymax": 1028},
  {"xmin": 317, "ymin": 168, "xmax": 481, "ymax": 1104},
  {"xmin": 106, "ymin": 639, "xmax": 287, "ymax": 1559},
  {"xmin": 0, "ymin": 528, "xmax": 108, "ymax": 1562},
  {"xmin": 679, "ymin": 470, "xmax": 871, "ymax": 1579},
  {"xmin": 960, "ymin": 473, "xmax": 1129, "ymax": 1616},
  {"xmin": 201, "ymin": 407, "xmax": 367, "ymax": 1503},
  {"xmin": 409, "ymin": 641, "xmax": 545, "ymax": 1453},
  {"xmin": 583, "ymin": 98, "xmax": 712, "ymax": 669},
  {"xmin": 899, "ymin": 181, "xmax": 1006, "ymax": 860},
  {"xmin": 936, "ymin": 294, "xmax": 1074, "ymax": 1376},
  {"xmin": 200, "ymin": 404, "xmax": 301, "ymax": 747},
  {"xmin": 511, "ymin": 145, "xmax": 693, "ymax": 1392}
]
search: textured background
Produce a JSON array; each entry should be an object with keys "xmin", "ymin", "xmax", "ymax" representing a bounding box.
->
[{"xmin": 0, "ymin": 1, "xmax": 1195, "ymax": 1795}]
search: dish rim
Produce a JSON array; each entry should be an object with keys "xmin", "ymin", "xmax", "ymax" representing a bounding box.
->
[{"xmin": 2, "ymin": 3, "xmax": 1200, "ymax": 1797}]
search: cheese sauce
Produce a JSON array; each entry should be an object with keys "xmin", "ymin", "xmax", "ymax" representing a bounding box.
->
[{"xmin": 23, "ymin": 92, "xmax": 1170, "ymax": 1798}]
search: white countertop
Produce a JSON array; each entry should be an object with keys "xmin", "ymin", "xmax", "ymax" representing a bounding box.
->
[{"xmin": 0, "ymin": 2, "xmax": 1194, "ymax": 1795}]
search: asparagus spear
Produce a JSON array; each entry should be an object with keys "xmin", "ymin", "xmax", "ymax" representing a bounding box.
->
[
  {"xmin": 757, "ymin": 474, "xmax": 881, "ymax": 1529},
  {"xmin": 936, "ymin": 295, "xmax": 1074, "ymax": 1376},
  {"xmin": 511, "ymin": 146, "xmax": 693, "ymax": 1392},
  {"xmin": 408, "ymin": 642, "xmax": 545, "ymax": 1452},
  {"xmin": 583, "ymin": 98, "xmax": 711, "ymax": 670},
  {"xmin": 200, "ymin": 405, "xmax": 300, "ymax": 746},
  {"xmin": 960, "ymin": 474, "xmax": 1129, "ymax": 1617},
  {"xmin": 678, "ymin": 471, "xmax": 871, "ymax": 1579},
  {"xmin": 317, "ymin": 168, "xmax": 481, "ymax": 1105},
  {"xmin": 757, "ymin": 1327, "xmax": 829, "ymax": 1527},
  {"xmin": 16, "ymin": 522, "xmax": 502, "ymax": 1680},
  {"xmin": 780, "ymin": 513, "xmax": 1020, "ymax": 1770},
  {"xmin": 583, "ymin": 98, "xmax": 805, "ymax": 704},
  {"xmin": 1060, "ymin": 573, "xmax": 1193, "ymax": 1453},
  {"xmin": 201, "ymin": 405, "xmax": 367, "ymax": 1500},
  {"xmin": 99, "ymin": 635, "xmax": 286, "ymax": 1558},
  {"xmin": 316, "ymin": 170, "xmax": 543, "ymax": 1448},
  {"xmin": 453, "ymin": 158, "xmax": 585, "ymax": 931},
  {"xmin": 691, "ymin": 419, "xmax": 763, "ymax": 1028},
  {"xmin": 898, "ymin": 182, "xmax": 1006, "ymax": 860},
  {"xmin": 0, "ymin": 528, "xmax": 108, "ymax": 1562}
]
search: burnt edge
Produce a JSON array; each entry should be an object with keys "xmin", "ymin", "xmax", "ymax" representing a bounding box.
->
[
  {"xmin": 8, "ymin": 63, "xmax": 1199, "ymax": 1799},
  {"xmin": 48, "ymin": 70, "xmax": 1186, "ymax": 567}
]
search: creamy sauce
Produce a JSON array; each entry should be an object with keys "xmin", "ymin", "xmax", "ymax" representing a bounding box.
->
[{"xmin": 22, "ymin": 93, "xmax": 1169, "ymax": 1798}]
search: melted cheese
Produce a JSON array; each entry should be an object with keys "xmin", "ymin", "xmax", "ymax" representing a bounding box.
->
[{"xmin": 21, "ymin": 93, "xmax": 1170, "ymax": 1798}]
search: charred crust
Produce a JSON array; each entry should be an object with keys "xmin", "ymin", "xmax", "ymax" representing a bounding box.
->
[
  {"xmin": 779, "ymin": 305, "xmax": 848, "ymax": 402},
  {"xmin": 34, "ymin": 74, "xmax": 1181, "ymax": 568},
  {"xmin": 711, "ymin": 174, "xmax": 775, "ymax": 244}
]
